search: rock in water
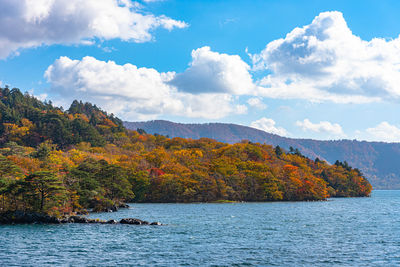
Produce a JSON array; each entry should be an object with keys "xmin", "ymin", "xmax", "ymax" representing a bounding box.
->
[
  {"xmin": 0, "ymin": 211, "xmax": 162, "ymax": 225},
  {"xmin": 0, "ymin": 211, "xmax": 61, "ymax": 224},
  {"xmin": 68, "ymin": 216, "xmax": 88, "ymax": 223},
  {"xmin": 120, "ymin": 218, "xmax": 150, "ymax": 225},
  {"xmin": 118, "ymin": 203, "xmax": 130, "ymax": 209}
]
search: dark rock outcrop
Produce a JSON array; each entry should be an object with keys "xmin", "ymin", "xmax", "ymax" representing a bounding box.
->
[
  {"xmin": 0, "ymin": 211, "xmax": 61, "ymax": 224},
  {"xmin": 94, "ymin": 203, "xmax": 130, "ymax": 213},
  {"xmin": 118, "ymin": 203, "xmax": 130, "ymax": 209},
  {"xmin": 0, "ymin": 211, "xmax": 162, "ymax": 226},
  {"xmin": 119, "ymin": 218, "xmax": 162, "ymax": 226},
  {"xmin": 120, "ymin": 218, "xmax": 149, "ymax": 225},
  {"xmin": 68, "ymin": 216, "xmax": 89, "ymax": 223}
]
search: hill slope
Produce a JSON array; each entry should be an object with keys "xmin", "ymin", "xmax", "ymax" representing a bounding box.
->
[
  {"xmin": 0, "ymin": 87, "xmax": 371, "ymax": 217},
  {"xmin": 124, "ymin": 120, "xmax": 400, "ymax": 189}
]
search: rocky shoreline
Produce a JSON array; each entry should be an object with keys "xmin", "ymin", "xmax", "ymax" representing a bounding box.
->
[
  {"xmin": 93, "ymin": 203, "xmax": 130, "ymax": 213},
  {"xmin": 0, "ymin": 211, "xmax": 162, "ymax": 225}
]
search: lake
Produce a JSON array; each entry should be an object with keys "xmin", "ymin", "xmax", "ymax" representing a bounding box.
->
[{"xmin": 1, "ymin": 190, "xmax": 400, "ymax": 266}]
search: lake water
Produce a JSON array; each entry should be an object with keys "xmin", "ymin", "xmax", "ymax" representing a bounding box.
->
[{"xmin": 1, "ymin": 190, "xmax": 400, "ymax": 266}]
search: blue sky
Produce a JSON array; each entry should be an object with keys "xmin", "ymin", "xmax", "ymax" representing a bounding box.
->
[{"xmin": 1, "ymin": 0, "xmax": 400, "ymax": 141}]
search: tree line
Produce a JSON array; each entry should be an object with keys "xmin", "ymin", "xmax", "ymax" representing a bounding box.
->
[{"xmin": 0, "ymin": 87, "xmax": 372, "ymax": 216}]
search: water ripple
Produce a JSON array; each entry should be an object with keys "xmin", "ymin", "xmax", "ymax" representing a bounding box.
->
[{"xmin": 1, "ymin": 191, "xmax": 400, "ymax": 266}]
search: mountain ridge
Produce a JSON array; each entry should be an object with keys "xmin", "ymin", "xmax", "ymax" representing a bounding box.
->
[{"xmin": 124, "ymin": 120, "xmax": 400, "ymax": 189}]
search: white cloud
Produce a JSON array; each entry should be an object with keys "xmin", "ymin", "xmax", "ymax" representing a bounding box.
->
[
  {"xmin": 296, "ymin": 119, "xmax": 345, "ymax": 137},
  {"xmin": 169, "ymin": 46, "xmax": 254, "ymax": 95},
  {"xmin": 365, "ymin": 122, "xmax": 400, "ymax": 142},
  {"xmin": 247, "ymin": 97, "xmax": 267, "ymax": 109},
  {"xmin": 45, "ymin": 56, "xmax": 245, "ymax": 120},
  {"xmin": 0, "ymin": 0, "xmax": 187, "ymax": 58},
  {"xmin": 250, "ymin": 117, "xmax": 289, "ymax": 136},
  {"xmin": 251, "ymin": 11, "xmax": 400, "ymax": 103}
]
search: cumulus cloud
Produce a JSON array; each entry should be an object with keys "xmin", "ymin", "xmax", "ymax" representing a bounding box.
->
[
  {"xmin": 365, "ymin": 122, "xmax": 400, "ymax": 142},
  {"xmin": 45, "ymin": 56, "xmax": 246, "ymax": 120},
  {"xmin": 251, "ymin": 11, "xmax": 400, "ymax": 103},
  {"xmin": 247, "ymin": 97, "xmax": 267, "ymax": 109},
  {"xmin": 0, "ymin": 0, "xmax": 187, "ymax": 58},
  {"xmin": 296, "ymin": 119, "xmax": 345, "ymax": 137},
  {"xmin": 169, "ymin": 46, "xmax": 254, "ymax": 95},
  {"xmin": 250, "ymin": 117, "xmax": 289, "ymax": 136}
]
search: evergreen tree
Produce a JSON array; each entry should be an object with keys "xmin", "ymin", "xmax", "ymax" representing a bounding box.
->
[
  {"xmin": 274, "ymin": 145, "xmax": 283, "ymax": 157},
  {"xmin": 23, "ymin": 171, "xmax": 66, "ymax": 212}
]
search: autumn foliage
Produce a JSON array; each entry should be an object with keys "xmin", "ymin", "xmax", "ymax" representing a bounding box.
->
[{"xmin": 0, "ymin": 87, "xmax": 372, "ymax": 216}]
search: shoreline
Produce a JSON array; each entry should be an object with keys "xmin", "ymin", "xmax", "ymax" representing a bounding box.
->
[
  {"xmin": 1, "ymin": 195, "xmax": 372, "ymax": 225},
  {"xmin": 0, "ymin": 210, "xmax": 162, "ymax": 226}
]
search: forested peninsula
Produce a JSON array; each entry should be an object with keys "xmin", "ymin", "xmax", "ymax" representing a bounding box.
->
[{"xmin": 0, "ymin": 87, "xmax": 372, "ymax": 217}]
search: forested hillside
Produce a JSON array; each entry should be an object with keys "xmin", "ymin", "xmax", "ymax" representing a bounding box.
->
[
  {"xmin": 0, "ymin": 87, "xmax": 371, "ymax": 217},
  {"xmin": 125, "ymin": 120, "xmax": 400, "ymax": 189},
  {"xmin": 0, "ymin": 88, "xmax": 124, "ymax": 148}
]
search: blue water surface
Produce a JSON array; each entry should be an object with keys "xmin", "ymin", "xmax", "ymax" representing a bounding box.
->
[{"xmin": 1, "ymin": 190, "xmax": 400, "ymax": 266}]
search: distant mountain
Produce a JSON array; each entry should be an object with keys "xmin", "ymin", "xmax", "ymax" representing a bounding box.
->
[{"xmin": 124, "ymin": 120, "xmax": 400, "ymax": 189}]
